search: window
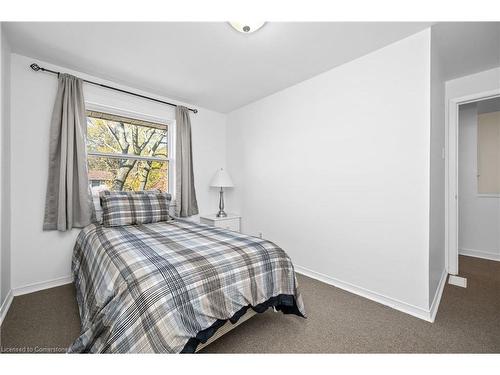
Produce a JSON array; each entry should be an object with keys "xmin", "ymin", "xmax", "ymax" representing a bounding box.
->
[
  {"xmin": 477, "ymin": 110, "xmax": 500, "ymax": 194},
  {"xmin": 86, "ymin": 110, "xmax": 171, "ymax": 193}
]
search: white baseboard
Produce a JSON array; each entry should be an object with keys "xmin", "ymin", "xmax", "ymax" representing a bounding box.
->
[
  {"xmin": 12, "ymin": 275, "xmax": 73, "ymax": 297},
  {"xmin": 294, "ymin": 265, "xmax": 434, "ymax": 322},
  {"xmin": 0, "ymin": 289, "xmax": 14, "ymax": 326},
  {"xmin": 459, "ymin": 248, "xmax": 500, "ymax": 262},
  {"xmin": 429, "ymin": 269, "xmax": 448, "ymax": 323}
]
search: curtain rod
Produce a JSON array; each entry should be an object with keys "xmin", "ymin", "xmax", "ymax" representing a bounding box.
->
[{"xmin": 29, "ymin": 63, "xmax": 198, "ymax": 114}]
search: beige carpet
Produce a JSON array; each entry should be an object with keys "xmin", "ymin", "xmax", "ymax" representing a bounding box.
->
[{"xmin": 1, "ymin": 255, "xmax": 499, "ymax": 353}]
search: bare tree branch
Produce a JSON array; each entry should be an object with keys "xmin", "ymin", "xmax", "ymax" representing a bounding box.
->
[{"xmin": 139, "ymin": 129, "xmax": 157, "ymax": 153}]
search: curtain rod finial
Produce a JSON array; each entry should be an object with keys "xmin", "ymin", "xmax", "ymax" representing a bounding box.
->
[
  {"xmin": 193, "ymin": 109, "xmax": 198, "ymax": 114},
  {"xmin": 30, "ymin": 63, "xmax": 41, "ymax": 71}
]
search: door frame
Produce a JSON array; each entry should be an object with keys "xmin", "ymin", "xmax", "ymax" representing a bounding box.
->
[{"xmin": 446, "ymin": 89, "xmax": 500, "ymax": 275}]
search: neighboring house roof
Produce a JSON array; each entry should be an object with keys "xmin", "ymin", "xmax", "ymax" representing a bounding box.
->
[{"xmin": 88, "ymin": 170, "xmax": 113, "ymax": 180}]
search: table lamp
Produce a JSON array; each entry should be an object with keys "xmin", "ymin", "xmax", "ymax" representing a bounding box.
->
[{"xmin": 210, "ymin": 168, "xmax": 234, "ymax": 217}]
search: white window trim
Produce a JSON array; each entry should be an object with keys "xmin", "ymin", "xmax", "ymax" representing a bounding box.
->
[{"xmin": 85, "ymin": 101, "xmax": 176, "ymax": 196}]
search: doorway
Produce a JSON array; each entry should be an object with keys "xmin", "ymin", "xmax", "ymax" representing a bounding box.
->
[{"xmin": 447, "ymin": 90, "xmax": 500, "ymax": 277}]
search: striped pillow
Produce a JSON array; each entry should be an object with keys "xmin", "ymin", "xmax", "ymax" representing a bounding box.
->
[
  {"xmin": 99, "ymin": 189, "xmax": 160, "ymax": 205},
  {"xmin": 100, "ymin": 191, "xmax": 172, "ymax": 227}
]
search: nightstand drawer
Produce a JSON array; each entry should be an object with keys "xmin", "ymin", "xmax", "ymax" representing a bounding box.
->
[
  {"xmin": 200, "ymin": 215, "xmax": 241, "ymax": 233},
  {"xmin": 214, "ymin": 219, "xmax": 240, "ymax": 232}
]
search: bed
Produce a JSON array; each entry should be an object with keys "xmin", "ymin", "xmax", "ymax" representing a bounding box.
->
[{"xmin": 68, "ymin": 218, "xmax": 306, "ymax": 353}]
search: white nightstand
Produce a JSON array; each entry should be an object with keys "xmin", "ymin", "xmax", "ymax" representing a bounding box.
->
[{"xmin": 200, "ymin": 214, "xmax": 241, "ymax": 232}]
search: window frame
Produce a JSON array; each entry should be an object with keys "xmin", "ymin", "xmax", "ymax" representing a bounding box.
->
[{"xmin": 85, "ymin": 102, "xmax": 176, "ymax": 196}]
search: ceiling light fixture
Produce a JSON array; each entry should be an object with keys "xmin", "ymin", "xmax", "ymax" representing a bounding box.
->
[{"xmin": 229, "ymin": 22, "xmax": 265, "ymax": 34}]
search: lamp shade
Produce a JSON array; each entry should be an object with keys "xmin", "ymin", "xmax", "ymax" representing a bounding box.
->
[{"xmin": 210, "ymin": 168, "xmax": 234, "ymax": 188}]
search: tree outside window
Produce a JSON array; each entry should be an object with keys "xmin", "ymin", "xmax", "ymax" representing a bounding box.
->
[{"xmin": 86, "ymin": 111, "xmax": 169, "ymax": 192}]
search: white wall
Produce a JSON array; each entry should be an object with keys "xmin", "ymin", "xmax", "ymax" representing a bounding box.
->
[
  {"xmin": 9, "ymin": 53, "xmax": 227, "ymax": 292},
  {"xmin": 428, "ymin": 28, "xmax": 446, "ymax": 306},
  {"xmin": 0, "ymin": 22, "xmax": 3, "ymax": 314},
  {"xmin": 226, "ymin": 30, "xmax": 432, "ymax": 313},
  {"xmin": 0, "ymin": 24, "xmax": 13, "ymax": 321},
  {"xmin": 458, "ymin": 102, "xmax": 500, "ymax": 260}
]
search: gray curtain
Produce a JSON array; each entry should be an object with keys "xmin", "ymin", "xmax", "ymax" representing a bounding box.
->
[
  {"xmin": 43, "ymin": 74, "xmax": 93, "ymax": 231},
  {"xmin": 175, "ymin": 106, "xmax": 199, "ymax": 217}
]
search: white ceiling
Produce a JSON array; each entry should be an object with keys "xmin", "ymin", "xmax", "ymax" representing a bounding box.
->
[
  {"xmin": 432, "ymin": 22, "xmax": 500, "ymax": 81},
  {"xmin": 4, "ymin": 22, "xmax": 499, "ymax": 113}
]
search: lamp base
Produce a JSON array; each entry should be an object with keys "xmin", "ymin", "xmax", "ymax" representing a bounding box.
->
[
  {"xmin": 216, "ymin": 188, "xmax": 227, "ymax": 218},
  {"xmin": 216, "ymin": 210, "xmax": 227, "ymax": 218}
]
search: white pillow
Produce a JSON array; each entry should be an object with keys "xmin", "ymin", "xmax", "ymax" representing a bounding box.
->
[{"xmin": 91, "ymin": 185, "xmax": 109, "ymax": 223}]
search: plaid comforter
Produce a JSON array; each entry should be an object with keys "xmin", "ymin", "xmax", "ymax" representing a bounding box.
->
[{"xmin": 69, "ymin": 219, "xmax": 305, "ymax": 353}]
